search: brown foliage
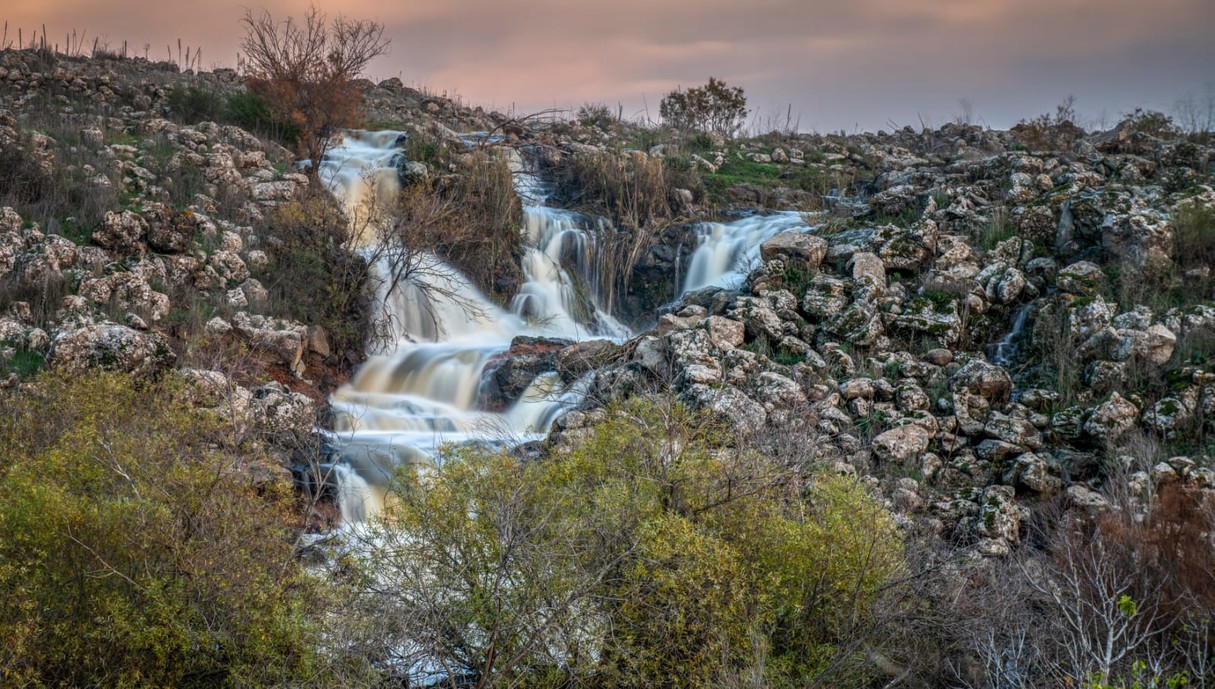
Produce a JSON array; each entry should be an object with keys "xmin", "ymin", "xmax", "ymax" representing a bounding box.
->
[
  {"xmin": 1097, "ymin": 483, "xmax": 1215, "ymax": 615},
  {"xmin": 240, "ymin": 4, "xmax": 389, "ymax": 172}
]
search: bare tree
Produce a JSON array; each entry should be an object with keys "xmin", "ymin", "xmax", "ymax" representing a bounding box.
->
[
  {"xmin": 240, "ymin": 5, "xmax": 389, "ymax": 176},
  {"xmin": 1022, "ymin": 527, "xmax": 1170, "ymax": 685}
]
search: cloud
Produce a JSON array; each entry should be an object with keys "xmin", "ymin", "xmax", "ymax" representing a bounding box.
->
[{"xmin": 6, "ymin": 0, "xmax": 1213, "ymax": 129}]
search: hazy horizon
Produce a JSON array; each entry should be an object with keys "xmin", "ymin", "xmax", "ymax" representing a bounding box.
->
[{"xmin": 6, "ymin": 0, "xmax": 1213, "ymax": 132}]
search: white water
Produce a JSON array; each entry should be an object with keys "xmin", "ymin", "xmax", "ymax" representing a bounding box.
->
[
  {"xmin": 681, "ymin": 211, "xmax": 817, "ymax": 295},
  {"xmin": 992, "ymin": 303, "xmax": 1033, "ymax": 368},
  {"xmin": 319, "ymin": 131, "xmax": 629, "ymax": 522}
]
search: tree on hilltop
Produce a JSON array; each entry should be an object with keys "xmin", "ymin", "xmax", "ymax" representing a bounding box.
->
[
  {"xmin": 240, "ymin": 4, "xmax": 390, "ymax": 177},
  {"xmin": 660, "ymin": 77, "xmax": 749, "ymax": 137}
]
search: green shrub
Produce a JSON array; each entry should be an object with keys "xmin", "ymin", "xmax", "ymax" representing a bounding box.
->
[
  {"xmin": 0, "ymin": 371, "xmax": 328, "ymax": 687},
  {"xmin": 660, "ymin": 77, "xmax": 749, "ymax": 137},
  {"xmin": 224, "ymin": 90, "xmax": 302, "ymax": 145},
  {"xmin": 359, "ymin": 397, "xmax": 904, "ymax": 688},
  {"xmin": 166, "ymin": 84, "xmax": 224, "ymax": 123},
  {"xmin": 576, "ymin": 101, "xmax": 619, "ymax": 130},
  {"xmin": 1173, "ymin": 202, "xmax": 1215, "ymax": 272},
  {"xmin": 256, "ymin": 197, "xmax": 370, "ymax": 356}
]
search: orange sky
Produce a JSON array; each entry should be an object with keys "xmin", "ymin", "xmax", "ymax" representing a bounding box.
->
[{"xmin": 5, "ymin": 0, "xmax": 1213, "ymax": 130}]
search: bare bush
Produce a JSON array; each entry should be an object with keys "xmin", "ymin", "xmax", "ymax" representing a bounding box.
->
[{"xmin": 240, "ymin": 5, "xmax": 389, "ymax": 173}]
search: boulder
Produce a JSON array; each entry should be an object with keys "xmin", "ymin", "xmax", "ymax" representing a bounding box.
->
[
  {"xmin": 50, "ymin": 322, "xmax": 175, "ymax": 379},
  {"xmin": 759, "ymin": 232, "xmax": 827, "ymax": 270},
  {"xmin": 143, "ymin": 204, "xmax": 196, "ymax": 253},
  {"xmin": 850, "ymin": 251, "xmax": 887, "ymax": 288},
  {"xmin": 1057, "ymin": 261, "xmax": 1104, "ymax": 295},
  {"xmin": 92, "ymin": 210, "xmax": 146, "ymax": 254},
  {"xmin": 702, "ymin": 316, "xmax": 745, "ymax": 350},
  {"xmin": 1084, "ymin": 392, "xmax": 1139, "ymax": 443},
  {"xmin": 872, "ymin": 423, "xmax": 931, "ymax": 464},
  {"xmin": 250, "ymin": 382, "xmax": 316, "ymax": 435},
  {"xmin": 801, "ymin": 275, "xmax": 850, "ymax": 320},
  {"xmin": 951, "ymin": 359, "xmax": 1012, "ymax": 403},
  {"xmin": 555, "ymin": 338, "xmax": 621, "ymax": 380}
]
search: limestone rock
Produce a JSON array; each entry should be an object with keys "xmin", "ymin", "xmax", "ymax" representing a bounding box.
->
[
  {"xmin": 759, "ymin": 232, "xmax": 827, "ymax": 270},
  {"xmin": 50, "ymin": 322, "xmax": 175, "ymax": 379},
  {"xmin": 951, "ymin": 359, "xmax": 1012, "ymax": 403},
  {"xmin": 92, "ymin": 210, "xmax": 146, "ymax": 254},
  {"xmin": 872, "ymin": 423, "xmax": 931, "ymax": 464},
  {"xmin": 1057, "ymin": 261, "xmax": 1104, "ymax": 295},
  {"xmin": 1084, "ymin": 392, "xmax": 1139, "ymax": 443}
]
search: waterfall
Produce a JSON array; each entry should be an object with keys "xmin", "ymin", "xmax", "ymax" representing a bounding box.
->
[
  {"xmin": 681, "ymin": 211, "xmax": 817, "ymax": 295},
  {"xmin": 512, "ymin": 207, "xmax": 630, "ymax": 340},
  {"xmin": 320, "ymin": 131, "xmax": 631, "ymax": 522},
  {"xmin": 992, "ymin": 303, "xmax": 1033, "ymax": 367}
]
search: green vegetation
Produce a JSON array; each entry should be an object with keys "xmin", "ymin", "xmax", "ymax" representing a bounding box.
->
[
  {"xmin": 660, "ymin": 77, "xmax": 748, "ymax": 137},
  {"xmin": 0, "ymin": 344, "xmax": 44, "ymax": 378},
  {"xmin": 389, "ymin": 150, "xmax": 523, "ymax": 303},
  {"xmin": 706, "ymin": 155, "xmax": 823, "ymax": 191},
  {"xmin": 165, "ymin": 83, "xmax": 225, "ymax": 122},
  {"xmin": 221, "ymin": 90, "xmax": 303, "ymax": 144},
  {"xmin": 0, "ymin": 371, "xmax": 330, "ymax": 687},
  {"xmin": 256, "ymin": 197, "xmax": 371, "ymax": 355},
  {"xmin": 353, "ymin": 397, "xmax": 903, "ymax": 688}
]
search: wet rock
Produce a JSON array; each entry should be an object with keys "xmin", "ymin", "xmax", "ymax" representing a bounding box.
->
[
  {"xmin": 759, "ymin": 232, "xmax": 827, "ymax": 270},
  {"xmin": 484, "ymin": 336, "xmax": 569, "ymax": 407}
]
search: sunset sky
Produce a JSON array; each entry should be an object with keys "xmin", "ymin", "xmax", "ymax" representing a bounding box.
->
[{"xmin": 6, "ymin": 0, "xmax": 1213, "ymax": 131}]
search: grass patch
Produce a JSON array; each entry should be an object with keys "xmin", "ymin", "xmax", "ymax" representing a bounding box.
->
[{"xmin": 0, "ymin": 345, "xmax": 45, "ymax": 379}]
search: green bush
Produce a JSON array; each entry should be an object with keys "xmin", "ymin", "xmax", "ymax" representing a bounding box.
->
[
  {"xmin": 359, "ymin": 397, "xmax": 904, "ymax": 688},
  {"xmin": 257, "ymin": 197, "xmax": 370, "ymax": 356},
  {"xmin": 660, "ymin": 77, "xmax": 749, "ymax": 137},
  {"xmin": 166, "ymin": 84, "xmax": 224, "ymax": 123},
  {"xmin": 0, "ymin": 371, "xmax": 327, "ymax": 687},
  {"xmin": 224, "ymin": 90, "xmax": 302, "ymax": 145},
  {"xmin": 576, "ymin": 101, "xmax": 619, "ymax": 130}
]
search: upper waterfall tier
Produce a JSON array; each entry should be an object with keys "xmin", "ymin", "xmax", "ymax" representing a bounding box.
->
[{"xmin": 681, "ymin": 211, "xmax": 816, "ymax": 296}]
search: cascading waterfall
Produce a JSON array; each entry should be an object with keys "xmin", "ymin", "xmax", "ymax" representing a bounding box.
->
[
  {"xmin": 513, "ymin": 207, "xmax": 631, "ymax": 340},
  {"xmin": 681, "ymin": 211, "xmax": 817, "ymax": 295},
  {"xmin": 318, "ymin": 131, "xmax": 630, "ymax": 522},
  {"xmin": 992, "ymin": 303, "xmax": 1034, "ymax": 368}
]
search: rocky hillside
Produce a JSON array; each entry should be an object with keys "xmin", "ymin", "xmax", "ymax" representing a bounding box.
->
[
  {"xmin": 545, "ymin": 114, "xmax": 1215, "ymax": 555},
  {"xmin": 3, "ymin": 46, "xmax": 1215, "ymax": 686}
]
